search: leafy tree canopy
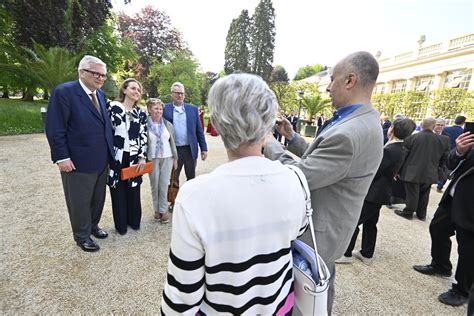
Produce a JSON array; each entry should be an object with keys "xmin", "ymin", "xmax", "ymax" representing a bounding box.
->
[
  {"xmin": 269, "ymin": 65, "xmax": 289, "ymax": 83},
  {"xmin": 294, "ymin": 64, "xmax": 324, "ymax": 81},
  {"xmin": 119, "ymin": 6, "xmax": 185, "ymax": 79},
  {"xmin": 148, "ymin": 51, "xmax": 203, "ymax": 105},
  {"xmin": 4, "ymin": 0, "xmax": 112, "ymax": 51}
]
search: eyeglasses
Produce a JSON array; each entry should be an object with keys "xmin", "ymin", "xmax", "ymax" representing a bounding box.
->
[
  {"xmin": 172, "ymin": 91, "xmax": 184, "ymax": 96},
  {"xmin": 83, "ymin": 69, "xmax": 107, "ymax": 80}
]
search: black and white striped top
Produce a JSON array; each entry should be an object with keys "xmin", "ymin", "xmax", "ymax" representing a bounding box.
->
[{"xmin": 161, "ymin": 157, "xmax": 308, "ymax": 315}]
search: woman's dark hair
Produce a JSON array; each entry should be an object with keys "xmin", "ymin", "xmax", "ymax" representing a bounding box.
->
[{"xmin": 392, "ymin": 118, "xmax": 416, "ymax": 140}]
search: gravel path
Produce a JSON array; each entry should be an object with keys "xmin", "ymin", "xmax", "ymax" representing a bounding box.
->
[{"xmin": 0, "ymin": 133, "xmax": 465, "ymax": 315}]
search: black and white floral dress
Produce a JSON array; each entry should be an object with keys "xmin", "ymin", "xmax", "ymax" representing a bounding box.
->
[{"xmin": 107, "ymin": 101, "xmax": 148, "ymax": 188}]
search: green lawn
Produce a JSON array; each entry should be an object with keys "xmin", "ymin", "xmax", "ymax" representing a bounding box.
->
[{"xmin": 0, "ymin": 98, "xmax": 47, "ymax": 136}]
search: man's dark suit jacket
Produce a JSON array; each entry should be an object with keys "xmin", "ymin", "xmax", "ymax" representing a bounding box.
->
[
  {"xmin": 45, "ymin": 80, "xmax": 114, "ymax": 173},
  {"xmin": 163, "ymin": 103, "xmax": 207, "ymax": 160},
  {"xmin": 365, "ymin": 142, "xmax": 403, "ymax": 205},
  {"xmin": 399, "ymin": 130, "xmax": 450, "ymax": 184},
  {"xmin": 440, "ymin": 148, "xmax": 474, "ymax": 232},
  {"xmin": 288, "ymin": 115, "xmax": 298, "ymax": 132}
]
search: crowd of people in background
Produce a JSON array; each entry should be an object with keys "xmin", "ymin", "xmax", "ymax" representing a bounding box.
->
[{"xmin": 45, "ymin": 54, "xmax": 473, "ymax": 314}]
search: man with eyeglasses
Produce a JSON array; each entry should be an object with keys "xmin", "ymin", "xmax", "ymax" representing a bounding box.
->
[
  {"xmin": 163, "ymin": 82, "xmax": 207, "ymax": 195},
  {"xmin": 46, "ymin": 55, "xmax": 114, "ymax": 252}
]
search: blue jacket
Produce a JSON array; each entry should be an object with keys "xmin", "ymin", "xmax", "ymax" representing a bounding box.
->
[
  {"xmin": 442, "ymin": 125, "xmax": 463, "ymax": 150},
  {"xmin": 45, "ymin": 80, "xmax": 114, "ymax": 172},
  {"xmin": 163, "ymin": 103, "xmax": 207, "ymax": 160}
]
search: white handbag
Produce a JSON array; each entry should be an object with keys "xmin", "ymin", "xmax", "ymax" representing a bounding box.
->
[{"xmin": 287, "ymin": 165, "xmax": 331, "ymax": 316}]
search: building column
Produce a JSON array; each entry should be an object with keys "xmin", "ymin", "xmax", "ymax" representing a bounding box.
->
[
  {"xmin": 386, "ymin": 81, "xmax": 394, "ymax": 94},
  {"xmin": 467, "ymin": 69, "xmax": 474, "ymax": 91},
  {"xmin": 406, "ymin": 78, "xmax": 417, "ymax": 91},
  {"xmin": 433, "ymin": 72, "xmax": 447, "ymax": 90}
]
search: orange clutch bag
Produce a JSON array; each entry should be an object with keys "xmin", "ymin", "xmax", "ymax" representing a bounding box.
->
[{"xmin": 120, "ymin": 162, "xmax": 153, "ymax": 180}]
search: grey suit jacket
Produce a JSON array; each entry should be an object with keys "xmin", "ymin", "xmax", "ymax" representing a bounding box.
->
[{"xmin": 264, "ymin": 104, "xmax": 383, "ymax": 264}]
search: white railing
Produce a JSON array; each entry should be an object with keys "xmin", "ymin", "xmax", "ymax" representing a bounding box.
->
[
  {"xmin": 419, "ymin": 43, "xmax": 442, "ymax": 55},
  {"xmin": 378, "ymin": 33, "xmax": 473, "ymax": 68},
  {"xmin": 395, "ymin": 52, "xmax": 413, "ymax": 61},
  {"xmin": 449, "ymin": 34, "xmax": 474, "ymax": 48}
]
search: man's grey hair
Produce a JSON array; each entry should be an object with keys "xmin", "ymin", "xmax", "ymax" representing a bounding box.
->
[
  {"xmin": 77, "ymin": 55, "xmax": 106, "ymax": 75},
  {"xmin": 170, "ymin": 82, "xmax": 185, "ymax": 92},
  {"xmin": 208, "ymin": 73, "xmax": 278, "ymax": 151},
  {"xmin": 343, "ymin": 51, "xmax": 379, "ymax": 87},
  {"xmin": 393, "ymin": 113, "xmax": 405, "ymax": 120},
  {"xmin": 435, "ymin": 118, "xmax": 446, "ymax": 125}
]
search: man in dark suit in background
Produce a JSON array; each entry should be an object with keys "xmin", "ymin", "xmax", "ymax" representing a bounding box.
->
[
  {"xmin": 413, "ymin": 132, "xmax": 474, "ymax": 307},
  {"xmin": 164, "ymin": 82, "xmax": 207, "ymax": 185},
  {"xmin": 395, "ymin": 117, "xmax": 450, "ymax": 220},
  {"xmin": 443, "ymin": 115, "xmax": 466, "ymax": 150},
  {"xmin": 46, "ymin": 55, "xmax": 114, "ymax": 252},
  {"xmin": 436, "ymin": 116, "xmax": 466, "ymax": 192},
  {"xmin": 287, "ymin": 111, "xmax": 298, "ymax": 132},
  {"xmin": 381, "ymin": 115, "xmax": 391, "ymax": 144}
]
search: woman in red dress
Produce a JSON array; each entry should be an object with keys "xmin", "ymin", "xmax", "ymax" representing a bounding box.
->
[{"xmin": 198, "ymin": 106, "xmax": 205, "ymax": 129}]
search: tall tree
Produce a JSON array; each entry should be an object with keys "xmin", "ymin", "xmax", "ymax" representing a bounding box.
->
[
  {"xmin": 0, "ymin": 5, "xmax": 16, "ymax": 98},
  {"xmin": 249, "ymin": 0, "xmax": 275, "ymax": 81},
  {"xmin": 4, "ymin": 0, "xmax": 112, "ymax": 51},
  {"xmin": 224, "ymin": 10, "xmax": 250, "ymax": 74},
  {"xmin": 118, "ymin": 6, "xmax": 185, "ymax": 92}
]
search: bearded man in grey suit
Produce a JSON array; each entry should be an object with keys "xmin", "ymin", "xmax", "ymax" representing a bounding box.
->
[{"xmin": 264, "ymin": 51, "xmax": 383, "ymax": 314}]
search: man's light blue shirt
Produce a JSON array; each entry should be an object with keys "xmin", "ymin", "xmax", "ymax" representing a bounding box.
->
[{"xmin": 173, "ymin": 104, "xmax": 189, "ymax": 146}]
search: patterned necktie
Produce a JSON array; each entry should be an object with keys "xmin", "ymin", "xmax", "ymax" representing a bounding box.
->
[{"xmin": 90, "ymin": 92, "xmax": 101, "ymax": 113}]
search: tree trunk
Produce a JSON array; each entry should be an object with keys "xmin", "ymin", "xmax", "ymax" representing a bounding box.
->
[
  {"xmin": 22, "ymin": 87, "xmax": 35, "ymax": 101},
  {"xmin": 1, "ymin": 88, "xmax": 9, "ymax": 98},
  {"xmin": 43, "ymin": 90, "xmax": 49, "ymax": 100}
]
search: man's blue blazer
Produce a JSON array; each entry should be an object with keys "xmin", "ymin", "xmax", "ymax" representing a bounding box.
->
[
  {"xmin": 163, "ymin": 103, "xmax": 207, "ymax": 160},
  {"xmin": 45, "ymin": 80, "xmax": 114, "ymax": 173}
]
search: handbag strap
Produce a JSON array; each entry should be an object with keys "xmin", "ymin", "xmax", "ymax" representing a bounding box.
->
[
  {"xmin": 287, "ymin": 165, "xmax": 330, "ymax": 284},
  {"xmin": 170, "ymin": 167, "xmax": 176, "ymax": 183}
]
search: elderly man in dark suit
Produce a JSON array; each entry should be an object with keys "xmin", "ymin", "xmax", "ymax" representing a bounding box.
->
[
  {"xmin": 265, "ymin": 51, "xmax": 383, "ymax": 313},
  {"xmin": 395, "ymin": 117, "xmax": 450, "ymax": 220},
  {"xmin": 163, "ymin": 82, "xmax": 207, "ymax": 185},
  {"xmin": 46, "ymin": 55, "xmax": 114, "ymax": 252},
  {"xmin": 413, "ymin": 132, "xmax": 474, "ymax": 307}
]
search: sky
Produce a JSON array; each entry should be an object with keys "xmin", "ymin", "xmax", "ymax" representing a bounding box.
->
[{"xmin": 112, "ymin": 0, "xmax": 474, "ymax": 78}]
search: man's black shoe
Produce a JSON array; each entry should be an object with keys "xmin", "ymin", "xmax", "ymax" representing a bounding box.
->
[
  {"xmin": 394, "ymin": 209, "xmax": 413, "ymax": 219},
  {"xmin": 76, "ymin": 238, "xmax": 100, "ymax": 252},
  {"xmin": 438, "ymin": 289, "xmax": 468, "ymax": 306},
  {"xmin": 413, "ymin": 264, "xmax": 452, "ymax": 277},
  {"xmin": 91, "ymin": 227, "xmax": 108, "ymax": 239}
]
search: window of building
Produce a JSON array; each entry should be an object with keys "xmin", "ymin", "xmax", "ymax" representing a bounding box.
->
[
  {"xmin": 444, "ymin": 69, "xmax": 472, "ymax": 90},
  {"xmin": 391, "ymin": 80, "xmax": 407, "ymax": 93},
  {"xmin": 373, "ymin": 83, "xmax": 385, "ymax": 94},
  {"xmin": 415, "ymin": 76, "xmax": 435, "ymax": 92}
]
